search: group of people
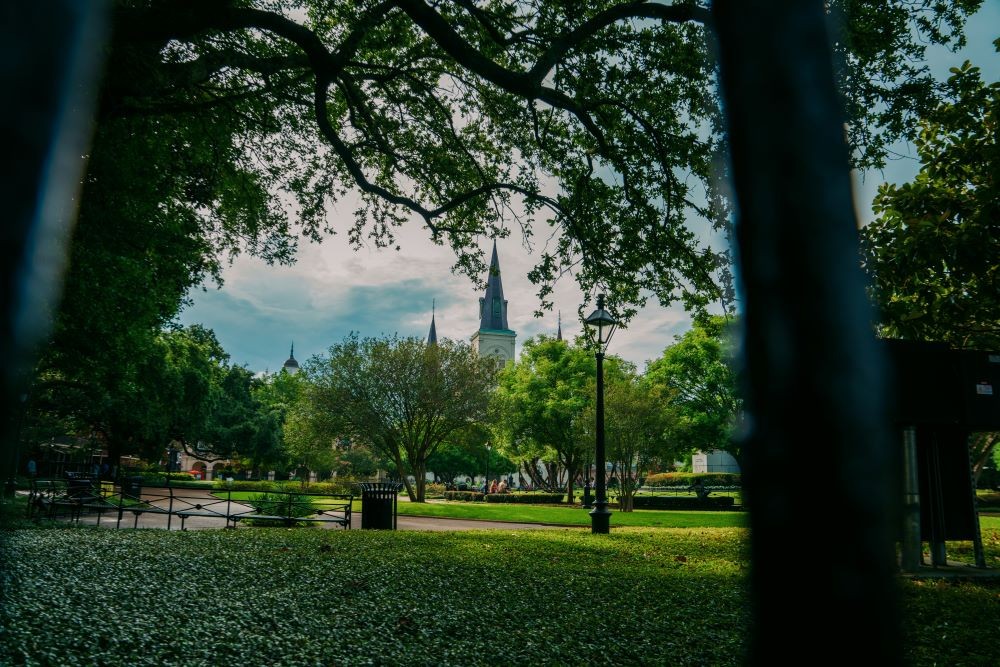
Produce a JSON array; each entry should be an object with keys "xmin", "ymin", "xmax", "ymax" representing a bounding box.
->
[{"xmin": 486, "ymin": 478, "xmax": 510, "ymax": 495}]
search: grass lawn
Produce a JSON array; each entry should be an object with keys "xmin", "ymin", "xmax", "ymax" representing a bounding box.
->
[
  {"xmin": 216, "ymin": 491, "xmax": 747, "ymax": 528},
  {"xmin": 1, "ymin": 523, "xmax": 999, "ymax": 666},
  {"xmin": 397, "ymin": 499, "xmax": 748, "ymax": 528},
  {"xmin": 2, "ymin": 492, "xmax": 999, "ymax": 666}
]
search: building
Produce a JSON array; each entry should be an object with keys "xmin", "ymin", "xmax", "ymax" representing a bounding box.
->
[
  {"xmin": 470, "ymin": 241, "xmax": 516, "ymax": 361},
  {"xmin": 691, "ymin": 449, "xmax": 741, "ymax": 473},
  {"xmin": 282, "ymin": 343, "xmax": 299, "ymax": 374}
]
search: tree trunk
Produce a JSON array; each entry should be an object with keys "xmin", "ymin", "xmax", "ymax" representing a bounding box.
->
[
  {"xmin": 713, "ymin": 2, "xmax": 901, "ymax": 664},
  {"xmin": 970, "ymin": 432, "xmax": 998, "ymax": 482},
  {"xmin": 413, "ymin": 462, "xmax": 426, "ymax": 502}
]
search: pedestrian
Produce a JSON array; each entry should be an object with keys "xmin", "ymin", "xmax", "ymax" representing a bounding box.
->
[
  {"xmin": 498, "ymin": 479, "xmax": 508, "ymax": 494},
  {"xmin": 489, "ymin": 479, "xmax": 499, "ymax": 494}
]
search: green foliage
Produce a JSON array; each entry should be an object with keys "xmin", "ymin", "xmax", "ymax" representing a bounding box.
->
[
  {"xmin": 246, "ymin": 492, "xmax": 314, "ymax": 525},
  {"xmin": 493, "ymin": 336, "xmax": 629, "ymax": 496},
  {"xmin": 484, "ymin": 492, "xmax": 565, "ymax": 504},
  {"xmin": 2, "ymin": 526, "xmax": 997, "ymax": 665},
  {"xmin": 860, "ymin": 52, "xmax": 1000, "ymax": 349},
  {"xmin": 292, "ymin": 334, "xmax": 500, "ymax": 501},
  {"xmin": 443, "ymin": 491, "xmax": 485, "ymax": 502},
  {"xmin": 645, "ymin": 472, "xmax": 742, "ymax": 488},
  {"xmin": 645, "ymin": 316, "xmax": 742, "ymax": 460},
  {"xmin": 632, "ymin": 496, "xmax": 736, "ymax": 510}
]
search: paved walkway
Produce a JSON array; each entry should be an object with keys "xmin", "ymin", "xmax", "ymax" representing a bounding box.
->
[{"xmin": 50, "ymin": 488, "xmax": 575, "ymax": 532}]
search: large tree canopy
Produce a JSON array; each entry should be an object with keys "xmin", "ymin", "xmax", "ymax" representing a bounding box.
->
[
  {"xmin": 860, "ymin": 52, "xmax": 999, "ymax": 350},
  {"xmin": 293, "ymin": 335, "xmax": 500, "ymax": 501},
  {"xmin": 99, "ymin": 0, "xmax": 979, "ymax": 320}
]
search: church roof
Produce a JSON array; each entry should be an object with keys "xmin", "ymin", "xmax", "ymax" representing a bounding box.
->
[{"xmin": 479, "ymin": 241, "xmax": 510, "ymax": 331}]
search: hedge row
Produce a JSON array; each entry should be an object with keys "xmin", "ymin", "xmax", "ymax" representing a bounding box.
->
[
  {"xmin": 632, "ymin": 495, "xmax": 736, "ymax": 510},
  {"xmin": 485, "ymin": 493, "xmax": 565, "ymax": 504},
  {"xmin": 644, "ymin": 472, "xmax": 741, "ymax": 487},
  {"xmin": 212, "ymin": 479, "xmax": 359, "ymax": 496},
  {"xmin": 443, "ymin": 491, "xmax": 485, "ymax": 502}
]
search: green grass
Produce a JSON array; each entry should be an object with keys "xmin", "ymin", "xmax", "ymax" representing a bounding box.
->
[
  {"xmin": 1, "ymin": 525, "xmax": 999, "ymax": 666},
  {"xmin": 396, "ymin": 499, "xmax": 748, "ymax": 528},
  {"xmin": 215, "ymin": 491, "xmax": 747, "ymax": 527}
]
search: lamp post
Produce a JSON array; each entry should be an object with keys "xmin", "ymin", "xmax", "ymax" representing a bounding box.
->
[
  {"xmin": 583, "ymin": 293, "xmax": 617, "ymax": 534},
  {"xmin": 484, "ymin": 442, "xmax": 490, "ymax": 496}
]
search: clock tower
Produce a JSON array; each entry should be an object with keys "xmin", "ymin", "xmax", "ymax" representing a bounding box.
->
[{"xmin": 471, "ymin": 241, "xmax": 516, "ymax": 362}]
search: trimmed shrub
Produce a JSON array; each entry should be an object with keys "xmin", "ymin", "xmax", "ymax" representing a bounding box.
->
[
  {"xmin": 245, "ymin": 492, "xmax": 314, "ymax": 526},
  {"xmin": 443, "ymin": 491, "xmax": 485, "ymax": 502},
  {"xmin": 484, "ymin": 492, "xmax": 565, "ymax": 504},
  {"xmin": 632, "ymin": 495, "xmax": 736, "ymax": 510},
  {"xmin": 214, "ymin": 479, "xmax": 278, "ymax": 492},
  {"xmin": 423, "ymin": 483, "xmax": 447, "ymax": 498},
  {"xmin": 644, "ymin": 472, "xmax": 741, "ymax": 487}
]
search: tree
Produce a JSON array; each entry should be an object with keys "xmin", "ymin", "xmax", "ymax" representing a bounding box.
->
[
  {"xmin": 860, "ymin": 49, "xmax": 1000, "ymax": 482},
  {"xmin": 581, "ymin": 372, "xmax": 674, "ymax": 511},
  {"xmin": 297, "ymin": 334, "xmax": 499, "ymax": 501},
  {"xmin": 90, "ymin": 1, "xmax": 976, "ymax": 324},
  {"xmin": 860, "ymin": 52, "xmax": 1000, "ymax": 350},
  {"xmin": 494, "ymin": 335, "xmax": 629, "ymax": 502},
  {"xmin": 644, "ymin": 316, "xmax": 741, "ymax": 461}
]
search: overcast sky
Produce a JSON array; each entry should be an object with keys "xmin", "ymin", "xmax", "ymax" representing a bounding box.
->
[{"xmin": 178, "ymin": 9, "xmax": 999, "ymax": 374}]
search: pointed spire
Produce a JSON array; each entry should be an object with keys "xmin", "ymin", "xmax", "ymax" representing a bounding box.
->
[
  {"xmin": 283, "ymin": 341, "xmax": 300, "ymax": 374},
  {"xmin": 478, "ymin": 240, "xmax": 509, "ymax": 331},
  {"xmin": 557, "ymin": 311, "xmax": 563, "ymax": 341},
  {"xmin": 427, "ymin": 299, "xmax": 438, "ymax": 345}
]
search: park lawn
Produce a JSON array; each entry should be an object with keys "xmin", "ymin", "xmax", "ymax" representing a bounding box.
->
[
  {"xmin": 2, "ymin": 525, "xmax": 999, "ymax": 666},
  {"xmin": 397, "ymin": 499, "xmax": 748, "ymax": 528},
  {"xmin": 214, "ymin": 492, "xmax": 746, "ymax": 527}
]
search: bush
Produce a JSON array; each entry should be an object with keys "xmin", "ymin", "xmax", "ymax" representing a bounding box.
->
[
  {"xmin": 214, "ymin": 479, "xmax": 277, "ymax": 492},
  {"xmin": 484, "ymin": 492, "xmax": 565, "ymax": 504},
  {"xmin": 423, "ymin": 483, "xmax": 447, "ymax": 498},
  {"xmin": 632, "ymin": 495, "xmax": 737, "ymax": 510},
  {"xmin": 443, "ymin": 491, "xmax": 485, "ymax": 502},
  {"xmin": 245, "ymin": 492, "xmax": 315, "ymax": 526},
  {"xmin": 644, "ymin": 472, "xmax": 741, "ymax": 488},
  {"xmin": 278, "ymin": 478, "xmax": 358, "ymax": 496}
]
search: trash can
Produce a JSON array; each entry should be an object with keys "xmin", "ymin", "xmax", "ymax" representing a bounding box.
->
[
  {"xmin": 358, "ymin": 482, "xmax": 403, "ymax": 530},
  {"xmin": 121, "ymin": 476, "xmax": 143, "ymax": 500}
]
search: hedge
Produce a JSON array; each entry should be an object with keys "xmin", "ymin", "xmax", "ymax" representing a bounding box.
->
[
  {"xmin": 632, "ymin": 495, "xmax": 737, "ymax": 510},
  {"xmin": 644, "ymin": 472, "xmax": 741, "ymax": 487},
  {"xmin": 484, "ymin": 493, "xmax": 565, "ymax": 504},
  {"xmin": 443, "ymin": 491, "xmax": 485, "ymax": 502}
]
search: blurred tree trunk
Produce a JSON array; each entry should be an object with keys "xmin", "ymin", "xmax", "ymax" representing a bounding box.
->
[{"xmin": 712, "ymin": 1, "xmax": 901, "ymax": 664}]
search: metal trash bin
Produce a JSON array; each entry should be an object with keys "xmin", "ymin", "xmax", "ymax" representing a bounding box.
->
[
  {"xmin": 121, "ymin": 476, "xmax": 143, "ymax": 500},
  {"xmin": 358, "ymin": 482, "xmax": 403, "ymax": 530}
]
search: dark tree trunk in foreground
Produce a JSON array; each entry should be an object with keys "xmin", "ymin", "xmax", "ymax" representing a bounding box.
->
[{"xmin": 713, "ymin": 2, "xmax": 901, "ymax": 664}]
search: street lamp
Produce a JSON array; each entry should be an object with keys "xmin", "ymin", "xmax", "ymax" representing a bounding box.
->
[
  {"xmin": 583, "ymin": 293, "xmax": 618, "ymax": 534},
  {"xmin": 484, "ymin": 442, "xmax": 491, "ymax": 496}
]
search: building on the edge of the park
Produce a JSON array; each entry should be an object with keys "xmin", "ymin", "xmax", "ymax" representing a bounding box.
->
[{"xmin": 691, "ymin": 449, "xmax": 740, "ymax": 473}]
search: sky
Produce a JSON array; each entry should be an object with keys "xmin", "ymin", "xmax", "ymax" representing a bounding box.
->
[{"xmin": 178, "ymin": 7, "xmax": 999, "ymax": 374}]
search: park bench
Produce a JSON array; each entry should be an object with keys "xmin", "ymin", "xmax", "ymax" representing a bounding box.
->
[{"xmin": 29, "ymin": 478, "xmax": 117, "ymax": 523}]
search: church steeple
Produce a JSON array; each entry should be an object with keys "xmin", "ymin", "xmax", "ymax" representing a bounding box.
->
[
  {"xmin": 478, "ymin": 240, "xmax": 509, "ymax": 331},
  {"xmin": 471, "ymin": 241, "xmax": 516, "ymax": 362},
  {"xmin": 427, "ymin": 300, "xmax": 438, "ymax": 345},
  {"xmin": 557, "ymin": 311, "xmax": 563, "ymax": 341},
  {"xmin": 283, "ymin": 343, "xmax": 299, "ymax": 375}
]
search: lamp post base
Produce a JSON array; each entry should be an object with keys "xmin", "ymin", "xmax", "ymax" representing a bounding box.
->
[{"xmin": 589, "ymin": 503, "xmax": 611, "ymax": 534}]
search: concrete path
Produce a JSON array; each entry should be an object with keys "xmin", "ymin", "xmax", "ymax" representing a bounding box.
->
[{"xmin": 55, "ymin": 488, "xmax": 576, "ymax": 532}]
